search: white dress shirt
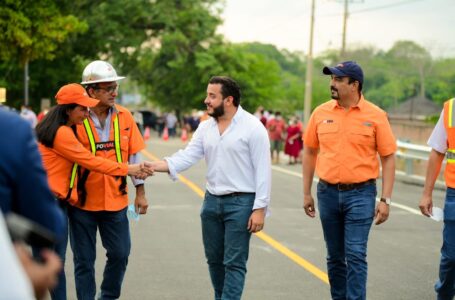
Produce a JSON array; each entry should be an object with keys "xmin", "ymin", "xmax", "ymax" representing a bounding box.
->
[
  {"xmin": 428, "ymin": 109, "xmax": 447, "ymax": 153},
  {"xmin": 165, "ymin": 106, "xmax": 271, "ymax": 210}
]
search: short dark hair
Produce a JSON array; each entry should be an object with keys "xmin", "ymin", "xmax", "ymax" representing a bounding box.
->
[
  {"xmin": 36, "ymin": 104, "xmax": 78, "ymax": 148},
  {"xmin": 208, "ymin": 76, "xmax": 241, "ymax": 107},
  {"xmin": 348, "ymin": 77, "xmax": 363, "ymax": 93}
]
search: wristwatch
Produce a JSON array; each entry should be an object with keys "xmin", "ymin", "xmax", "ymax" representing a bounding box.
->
[{"xmin": 380, "ymin": 197, "xmax": 391, "ymax": 205}]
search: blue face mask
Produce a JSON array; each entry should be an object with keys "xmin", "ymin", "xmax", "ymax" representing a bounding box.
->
[{"xmin": 127, "ymin": 204, "xmax": 140, "ymax": 222}]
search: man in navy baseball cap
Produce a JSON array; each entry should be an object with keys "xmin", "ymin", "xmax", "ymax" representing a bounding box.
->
[{"xmin": 323, "ymin": 61, "xmax": 364, "ymax": 86}]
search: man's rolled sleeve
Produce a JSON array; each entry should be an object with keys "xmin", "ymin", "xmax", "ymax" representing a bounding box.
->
[{"xmin": 164, "ymin": 157, "xmax": 179, "ymax": 181}]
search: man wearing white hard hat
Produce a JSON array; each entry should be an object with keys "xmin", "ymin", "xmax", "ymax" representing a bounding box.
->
[{"xmin": 67, "ymin": 60, "xmax": 149, "ymax": 300}]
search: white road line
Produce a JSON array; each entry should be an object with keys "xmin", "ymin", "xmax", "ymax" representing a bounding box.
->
[
  {"xmin": 272, "ymin": 165, "xmax": 426, "ymax": 218},
  {"xmin": 386, "ymin": 201, "xmax": 422, "ymax": 216}
]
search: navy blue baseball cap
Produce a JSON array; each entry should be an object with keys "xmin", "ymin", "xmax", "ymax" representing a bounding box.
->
[{"xmin": 322, "ymin": 61, "xmax": 364, "ymax": 85}]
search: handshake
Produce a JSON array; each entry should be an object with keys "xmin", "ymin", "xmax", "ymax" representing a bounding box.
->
[{"xmin": 127, "ymin": 161, "xmax": 168, "ymax": 180}]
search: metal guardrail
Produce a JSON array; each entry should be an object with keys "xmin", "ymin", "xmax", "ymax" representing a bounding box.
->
[
  {"xmin": 396, "ymin": 140, "xmax": 432, "ymax": 176},
  {"xmin": 395, "ymin": 140, "xmax": 447, "ymax": 189}
]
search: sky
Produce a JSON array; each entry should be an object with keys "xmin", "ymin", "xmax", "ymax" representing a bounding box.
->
[{"xmin": 218, "ymin": 0, "xmax": 455, "ymax": 58}]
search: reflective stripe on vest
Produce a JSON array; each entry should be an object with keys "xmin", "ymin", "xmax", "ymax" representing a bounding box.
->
[
  {"xmin": 447, "ymin": 149, "xmax": 455, "ymax": 164},
  {"xmin": 69, "ymin": 115, "xmax": 122, "ymax": 187},
  {"xmin": 449, "ymin": 98, "xmax": 455, "ymax": 128},
  {"xmin": 446, "ymin": 99, "xmax": 455, "ymax": 164}
]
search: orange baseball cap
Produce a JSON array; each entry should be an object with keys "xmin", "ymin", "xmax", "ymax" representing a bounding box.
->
[{"xmin": 55, "ymin": 83, "xmax": 99, "ymax": 107}]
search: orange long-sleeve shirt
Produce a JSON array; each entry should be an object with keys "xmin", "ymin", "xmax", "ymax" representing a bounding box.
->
[{"xmin": 38, "ymin": 125, "xmax": 128, "ymax": 204}]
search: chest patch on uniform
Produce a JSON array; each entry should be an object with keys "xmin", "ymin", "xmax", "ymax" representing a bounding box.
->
[
  {"xmin": 95, "ymin": 141, "xmax": 115, "ymax": 151},
  {"xmin": 363, "ymin": 121, "xmax": 373, "ymax": 127},
  {"xmin": 322, "ymin": 119, "xmax": 334, "ymax": 124}
]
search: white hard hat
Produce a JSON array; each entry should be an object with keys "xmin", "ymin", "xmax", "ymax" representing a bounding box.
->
[{"xmin": 81, "ymin": 60, "xmax": 125, "ymax": 85}]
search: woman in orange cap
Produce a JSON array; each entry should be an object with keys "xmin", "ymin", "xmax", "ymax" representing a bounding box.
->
[{"xmin": 35, "ymin": 83, "xmax": 152, "ymax": 300}]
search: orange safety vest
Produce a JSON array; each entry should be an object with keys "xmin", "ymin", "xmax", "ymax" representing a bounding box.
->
[
  {"xmin": 443, "ymin": 98, "xmax": 455, "ymax": 188},
  {"xmin": 74, "ymin": 105, "xmax": 145, "ymax": 211},
  {"xmin": 69, "ymin": 115, "xmax": 125, "ymax": 207}
]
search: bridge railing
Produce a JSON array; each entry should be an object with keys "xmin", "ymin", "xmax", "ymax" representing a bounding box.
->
[
  {"xmin": 396, "ymin": 140, "xmax": 431, "ymax": 174},
  {"xmin": 395, "ymin": 140, "xmax": 445, "ymax": 188}
]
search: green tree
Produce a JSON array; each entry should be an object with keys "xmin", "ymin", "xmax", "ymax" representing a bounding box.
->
[
  {"xmin": 0, "ymin": 0, "xmax": 87, "ymax": 63},
  {"xmin": 0, "ymin": 0, "xmax": 86, "ymax": 107},
  {"xmin": 426, "ymin": 58, "xmax": 455, "ymax": 104},
  {"xmin": 134, "ymin": 0, "xmax": 226, "ymax": 113},
  {"xmin": 386, "ymin": 40, "xmax": 432, "ymax": 99}
]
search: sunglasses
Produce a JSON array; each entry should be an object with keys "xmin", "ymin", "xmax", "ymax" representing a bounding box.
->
[{"xmin": 95, "ymin": 85, "xmax": 119, "ymax": 94}]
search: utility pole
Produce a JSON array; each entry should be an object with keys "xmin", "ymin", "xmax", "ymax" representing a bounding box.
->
[
  {"xmin": 340, "ymin": 0, "xmax": 348, "ymax": 58},
  {"xmin": 304, "ymin": 0, "xmax": 316, "ymax": 125},
  {"xmin": 24, "ymin": 59, "xmax": 29, "ymax": 106},
  {"xmin": 339, "ymin": 0, "xmax": 364, "ymax": 58}
]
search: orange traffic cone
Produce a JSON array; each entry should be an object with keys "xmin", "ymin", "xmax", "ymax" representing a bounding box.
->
[
  {"xmin": 162, "ymin": 127, "xmax": 169, "ymax": 141},
  {"xmin": 181, "ymin": 128, "xmax": 188, "ymax": 142},
  {"xmin": 143, "ymin": 126, "xmax": 150, "ymax": 141}
]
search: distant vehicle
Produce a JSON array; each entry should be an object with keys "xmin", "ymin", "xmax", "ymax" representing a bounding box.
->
[{"xmin": 139, "ymin": 110, "xmax": 158, "ymax": 130}]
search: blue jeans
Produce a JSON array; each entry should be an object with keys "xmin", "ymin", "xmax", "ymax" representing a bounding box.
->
[
  {"xmin": 68, "ymin": 206, "xmax": 131, "ymax": 300},
  {"xmin": 200, "ymin": 192, "xmax": 255, "ymax": 300},
  {"xmin": 317, "ymin": 180, "xmax": 376, "ymax": 300},
  {"xmin": 33, "ymin": 200, "xmax": 69, "ymax": 300},
  {"xmin": 435, "ymin": 187, "xmax": 455, "ymax": 300}
]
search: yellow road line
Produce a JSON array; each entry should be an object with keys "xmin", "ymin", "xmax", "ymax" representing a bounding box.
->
[
  {"xmin": 141, "ymin": 149, "xmax": 329, "ymax": 284},
  {"xmin": 255, "ymin": 232, "xmax": 329, "ymax": 283}
]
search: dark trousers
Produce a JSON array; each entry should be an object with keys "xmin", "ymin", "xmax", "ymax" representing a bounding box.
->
[{"xmin": 68, "ymin": 206, "xmax": 130, "ymax": 300}]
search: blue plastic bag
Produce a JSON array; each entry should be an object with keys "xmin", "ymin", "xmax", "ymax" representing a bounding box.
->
[{"xmin": 127, "ymin": 204, "xmax": 140, "ymax": 222}]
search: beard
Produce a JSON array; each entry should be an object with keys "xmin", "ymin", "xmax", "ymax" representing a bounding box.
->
[
  {"xmin": 208, "ymin": 102, "xmax": 225, "ymax": 119},
  {"xmin": 330, "ymin": 87, "xmax": 339, "ymax": 100}
]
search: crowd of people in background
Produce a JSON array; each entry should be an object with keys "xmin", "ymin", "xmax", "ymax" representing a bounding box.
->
[{"xmin": 255, "ymin": 106, "xmax": 304, "ymax": 165}]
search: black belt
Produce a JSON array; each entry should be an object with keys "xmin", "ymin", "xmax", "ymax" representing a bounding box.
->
[
  {"xmin": 209, "ymin": 192, "xmax": 255, "ymax": 198},
  {"xmin": 319, "ymin": 178, "xmax": 376, "ymax": 191}
]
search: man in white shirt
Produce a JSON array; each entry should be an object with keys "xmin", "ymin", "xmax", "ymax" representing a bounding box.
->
[{"xmin": 149, "ymin": 76, "xmax": 271, "ymax": 300}]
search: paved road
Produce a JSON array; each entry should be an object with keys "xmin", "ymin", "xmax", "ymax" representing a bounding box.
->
[{"xmin": 64, "ymin": 136, "xmax": 446, "ymax": 300}]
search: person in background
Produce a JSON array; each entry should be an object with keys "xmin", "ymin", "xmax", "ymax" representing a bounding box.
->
[
  {"xmin": 284, "ymin": 117, "xmax": 302, "ymax": 165},
  {"xmin": 165, "ymin": 112, "xmax": 178, "ymax": 137},
  {"xmin": 20, "ymin": 104, "xmax": 38, "ymax": 128},
  {"xmin": 36, "ymin": 83, "xmax": 152, "ymax": 300},
  {"xmin": 156, "ymin": 113, "xmax": 166, "ymax": 137},
  {"xmin": 133, "ymin": 110, "xmax": 144, "ymax": 135},
  {"xmin": 303, "ymin": 61, "xmax": 396, "ymax": 300},
  {"xmin": 267, "ymin": 111, "xmax": 286, "ymax": 164},
  {"xmin": 148, "ymin": 76, "xmax": 271, "ymax": 300},
  {"xmin": 419, "ymin": 96, "xmax": 455, "ymax": 300},
  {"xmin": 295, "ymin": 115, "xmax": 304, "ymax": 163},
  {"xmin": 37, "ymin": 107, "xmax": 50, "ymax": 123}
]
